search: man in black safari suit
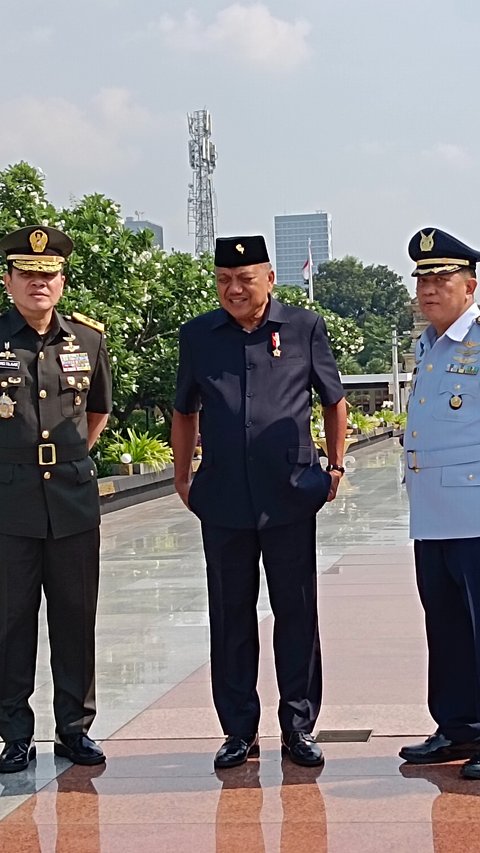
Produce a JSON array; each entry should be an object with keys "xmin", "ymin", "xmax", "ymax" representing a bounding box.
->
[
  {"xmin": 0, "ymin": 225, "xmax": 112, "ymax": 772},
  {"xmin": 172, "ymin": 235, "xmax": 347, "ymax": 768}
]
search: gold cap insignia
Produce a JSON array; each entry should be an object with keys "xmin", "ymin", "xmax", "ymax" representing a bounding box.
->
[
  {"xmin": 29, "ymin": 229, "xmax": 49, "ymax": 254},
  {"xmin": 420, "ymin": 230, "xmax": 435, "ymax": 252},
  {"xmin": 235, "ymin": 243, "xmax": 245, "ymax": 254}
]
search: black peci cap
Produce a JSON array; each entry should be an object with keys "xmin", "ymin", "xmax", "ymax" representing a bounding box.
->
[{"xmin": 214, "ymin": 235, "xmax": 269, "ymax": 268}]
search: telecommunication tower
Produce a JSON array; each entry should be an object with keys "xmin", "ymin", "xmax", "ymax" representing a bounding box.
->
[{"xmin": 187, "ymin": 109, "xmax": 217, "ymax": 255}]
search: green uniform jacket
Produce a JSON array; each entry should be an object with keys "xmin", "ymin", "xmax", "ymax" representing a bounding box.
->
[{"xmin": 0, "ymin": 306, "xmax": 112, "ymax": 539}]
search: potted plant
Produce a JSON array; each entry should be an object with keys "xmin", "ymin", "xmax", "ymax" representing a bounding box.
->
[{"xmin": 102, "ymin": 427, "xmax": 173, "ymax": 474}]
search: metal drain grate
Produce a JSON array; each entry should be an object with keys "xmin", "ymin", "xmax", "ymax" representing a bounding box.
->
[{"xmin": 315, "ymin": 729, "xmax": 372, "ymax": 743}]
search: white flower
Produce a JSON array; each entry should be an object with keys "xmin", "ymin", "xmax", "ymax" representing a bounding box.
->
[
  {"xmin": 112, "ymin": 355, "xmax": 118, "ymax": 363},
  {"xmin": 113, "ymin": 247, "xmax": 119, "ymax": 255},
  {"xmin": 15, "ymin": 209, "xmax": 21, "ymax": 217},
  {"xmin": 91, "ymin": 244, "xmax": 100, "ymax": 253}
]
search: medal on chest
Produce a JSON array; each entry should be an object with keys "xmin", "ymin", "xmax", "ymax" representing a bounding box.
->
[
  {"xmin": 271, "ymin": 331, "xmax": 281, "ymax": 357},
  {"xmin": 0, "ymin": 393, "xmax": 16, "ymax": 418}
]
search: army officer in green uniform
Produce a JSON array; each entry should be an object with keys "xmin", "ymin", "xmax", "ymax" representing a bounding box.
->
[{"xmin": 0, "ymin": 225, "xmax": 112, "ymax": 772}]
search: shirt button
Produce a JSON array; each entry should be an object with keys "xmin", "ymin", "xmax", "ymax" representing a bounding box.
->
[
  {"xmin": 414, "ymin": 467, "xmax": 420, "ymax": 473},
  {"xmin": 411, "ymin": 430, "xmax": 417, "ymax": 438},
  {"xmin": 246, "ymin": 421, "xmax": 252, "ymax": 427},
  {"xmin": 43, "ymin": 471, "xmax": 51, "ymax": 480},
  {"xmin": 39, "ymin": 390, "xmax": 47, "ymax": 399},
  {"xmin": 246, "ymin": 364, "xmax": 254, "ymax": 370},
  {"xmin": 246, "ymin": 392, "xmax": 253, "ymax": 398},
  {"xmin": 426, "ymin": 364, "xmax": 433, "ymax": 371},
  {"xmin": 468, "ymin": 474, "xmax": 475, "ymax": 480},
  {"xmin": 419, "ymin": 398, "xmax": 425, "ymax": 404},
  {"xmin": 1, "ymin": 381, "xmax": 7, "ymax": 388},
  {"xmin": 42, "ymin": 430, "xmax": 50, "ymax": 439},
  {"xmin": 38, "ymin": 352, "xmax": 45, "ymax": 360},
  {"xmin": 454, "ymin": 384, "xmax": 461, "ymax": 390}
]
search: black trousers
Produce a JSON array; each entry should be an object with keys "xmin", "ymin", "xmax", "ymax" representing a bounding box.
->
[
  {"xmin": 201, "ymin": 516, "xmax": 321, "ymax": 736},
  {"xmin": 415, "ymin": 538, "xmax": 480, "ymax": 742},
  {"xmin": 0, "ymin": 527, "xmax": 100, "ymax": 741}
]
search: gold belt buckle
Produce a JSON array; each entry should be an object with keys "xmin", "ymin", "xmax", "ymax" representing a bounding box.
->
[{"xmin": 38, "ymin": 443, "xmax": 57, "ymax": 465}]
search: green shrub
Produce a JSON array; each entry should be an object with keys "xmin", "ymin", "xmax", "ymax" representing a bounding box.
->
[{"xmin": 102, "ymin": 428, "xmax": 173, "ymax": 471}]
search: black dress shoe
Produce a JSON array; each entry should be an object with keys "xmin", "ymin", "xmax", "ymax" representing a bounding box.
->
[
  {"xmin": 461, "ymin": 753, "xmax": 480, "ymax": 779},
  {"xmin": 399, "ymin": 733, "xmax": 480, "ymax": 764},
  {"xmin": 281, "ymin": 732, "xmax": 325, "ymax": 767},
  {"xmin": 214, "ymin": 734, "xmax": 259, "ymax": 769},
  {"xmin": 54, "ymin": 733, "xmax": 105, "ymax": 766},
  {"xmin": 0, "ymin": 738, "xmax": 36, "ymax": 773}
]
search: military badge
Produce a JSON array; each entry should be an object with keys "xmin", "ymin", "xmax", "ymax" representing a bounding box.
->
[
  {"xmin": 449, "ymin": 395, "xmax": 463, "ymax": 409},
  {"xmin": 420, "ymin": 230, "xmax": 435, "ymax": 251},
  {"xmin": 29, "ymin": 229, "xmax": 49, "ymax": 253},
  {"xmin": 63, "ymin": 335, "xmax": 80, "ymax": 353},
  {"xmin": 0, "ymin": 343, "xmax": 20, "ymax": 371},
  {"xmin": 0, "ymin": 393, "xmax": 16, "ymax": 418},
  {"xmin": 235, "ymin": 243, "xmax": 245, "ymax": 254}
]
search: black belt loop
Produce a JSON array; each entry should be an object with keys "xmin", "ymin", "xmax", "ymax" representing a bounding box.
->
[{"xmin": 0, "ymin": 441, "xmax": 88, "ymax": 464}]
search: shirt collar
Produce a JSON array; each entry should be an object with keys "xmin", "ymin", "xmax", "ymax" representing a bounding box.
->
[
  {"xmin": 442, "ymin": 303, "xmax": 480, "ymax": 343},
  {"xmin": 211, "ymin": 296, "xmax": 290, "ymax": 330},
  {"xmin": 7, "ymin": 306, "xmax": 66, "ymax": 339}
]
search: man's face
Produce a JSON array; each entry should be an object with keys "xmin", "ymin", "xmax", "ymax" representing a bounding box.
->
[
  {"xmin": 4, "ymin": 268, "xmax": 65, "ymax": 318},
  {"xmin": 416, "ymin": 270, "xmax": 476, "ymax": 333},
  {"xmin": 215, "ymin": 263, "xmax": 274, "ymax": 328}
]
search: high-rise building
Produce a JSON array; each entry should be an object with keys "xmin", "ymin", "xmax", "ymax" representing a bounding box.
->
[
  {"xmin": 274, "ymin": 212, "xmax": 332, "ymax": 286},
  {"xmin": 125, "ymin": 216, "xmax": 164, "ymax": 249}
]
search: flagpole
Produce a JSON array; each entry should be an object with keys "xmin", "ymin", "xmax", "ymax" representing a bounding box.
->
[{"xmin": 307, "ymin": 237, "xmax": 314, "ymax": 303}]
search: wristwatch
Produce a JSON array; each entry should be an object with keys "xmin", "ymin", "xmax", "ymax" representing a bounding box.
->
[{"xmin": 326, "ymin": 463, "xmax": 345, "ymax": 475}]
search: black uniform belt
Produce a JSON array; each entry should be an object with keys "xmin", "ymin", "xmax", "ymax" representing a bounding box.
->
[{"xmin": 0, "ymin": 442, "xmax": 88, "ymax": 465}]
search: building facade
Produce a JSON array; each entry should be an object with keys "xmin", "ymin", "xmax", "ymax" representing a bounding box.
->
[
  {"xmin": 124, "ymin": 217, "xmax": 164, "ymax": 249},
  {"xmin": 274, "ymin": 212, "xmax": 332, "ymax": 286}
]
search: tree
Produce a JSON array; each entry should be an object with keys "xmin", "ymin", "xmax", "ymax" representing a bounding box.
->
[{"xmin": 314, "ymin": 256, "xmax": 412, "ymax": 332}]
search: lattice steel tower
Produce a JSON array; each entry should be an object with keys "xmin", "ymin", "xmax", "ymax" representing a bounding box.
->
[{"xmin": 187, "ymin": 109, "xmax": 217, "ymax": 255}]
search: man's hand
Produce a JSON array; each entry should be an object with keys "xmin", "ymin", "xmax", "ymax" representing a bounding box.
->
[
  {"xmin": 175, "ymin": 479, "xmax": 192, "ymax": 509},
  {"xmin": 326, "ymin": 470, "xmax": 343, "ymax": 502}
]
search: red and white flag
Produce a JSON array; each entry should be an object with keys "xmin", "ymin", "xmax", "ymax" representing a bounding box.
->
[{"xmin": 302, "ymin": 240, "xmax": 313, "ymax": 280}]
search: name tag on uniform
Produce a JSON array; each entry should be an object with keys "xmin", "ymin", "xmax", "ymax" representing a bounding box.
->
[
  {"xmin": 0, "ymin": 360, "xmax": 20, "ymax": 370},
  {"xmin": 59, "ymin": 352, "xmax": 91, "ymax": 372}
]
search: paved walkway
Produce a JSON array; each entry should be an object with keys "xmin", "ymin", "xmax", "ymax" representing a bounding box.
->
[{"xmin": 2, "ymin": 439, "xmax": 479, "ymax": 852}]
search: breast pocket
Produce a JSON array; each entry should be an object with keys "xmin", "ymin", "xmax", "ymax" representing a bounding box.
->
[
  {"xmin": 432, "ymin": 374, "xmax": 480, "ymax": 423},
  {"xmin": 59, "ymin": 375, "xmax": 88, "ymax": 418}
]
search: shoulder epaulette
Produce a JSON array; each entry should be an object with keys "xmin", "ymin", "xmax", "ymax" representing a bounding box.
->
[{"xmin": 71, "ymin": 311, "xmax": 104, "ymax": 333}]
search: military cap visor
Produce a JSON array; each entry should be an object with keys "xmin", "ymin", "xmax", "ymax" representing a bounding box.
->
[
  {"xmin": 409, "ymin": 228, "xmax": 480, "ymax": 277},
  {"xmin": 215, "ymin": 235, "xmax": 270, "ymax": 268},
  {"xmin": 0, "ymin": 225, "xmax": 73, "ymax": 273}
]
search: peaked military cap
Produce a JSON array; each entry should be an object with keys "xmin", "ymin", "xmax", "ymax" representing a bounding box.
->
[
  {"xmin": 408, "ymin": 227, "xmax": 480, "ymax": 277},
  {"xmin": 214, "ymin": 235, "xmax": 269, "ymax": 268},
  {"xmin": 0, "ymin": 225, "xmax": 73, "ymax": 273}
]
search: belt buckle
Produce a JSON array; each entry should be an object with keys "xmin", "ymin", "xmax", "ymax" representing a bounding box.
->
[
  {"xmin": 38, "ymin": 443, "xmax": 56, "ymax": 465},
  {"xmin": 407, "ymin": 450, "xmax": 419, "ymax": 471}
]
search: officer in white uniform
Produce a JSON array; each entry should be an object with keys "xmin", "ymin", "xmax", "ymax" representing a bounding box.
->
[{"xmin": 399, "ymin": 228, "xmax": 480, "ymax": 779}]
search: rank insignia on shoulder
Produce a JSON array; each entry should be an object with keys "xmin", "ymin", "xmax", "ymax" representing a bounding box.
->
[{"xmin": 71, "ymin": 312, "xmax": 104, "ymax": 333}]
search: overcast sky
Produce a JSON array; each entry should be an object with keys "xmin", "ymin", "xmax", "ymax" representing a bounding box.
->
[{"xmin": 2, "ymin": 0, "xmax": 480, "ymax": 290}]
